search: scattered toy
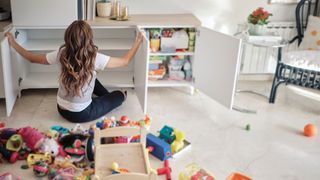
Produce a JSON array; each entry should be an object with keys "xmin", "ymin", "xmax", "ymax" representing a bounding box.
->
[
  {"xmin": 159, "ymin": 125, "xmax": 175, "ymax": 144},
  {"xmin": 40, "ymin": 138, "xmax": 60, "ymax": 157},
  {"xmin": 0, "ymin": 143, "xmax": 19, "ymax": 163},
  {"xmin": 147, "ymin": 133, "xmax": 172, "ymax": 161},
  {"xmin": 18, "ymin": 126, "xmax": 45, "ymax": 151},
  {"xmin": 33, "ymin": 160, "xmax": 49, "ymax": 177},
  {"xmin": 304, "ymin": 124, "xmax": 318, "ymax": 137},
  {"xmin": 21, "ymin": 164, "xmax": 29, "ymax": 169},
  {"xmin": 27, "ymin": 153, "xmax": 52, "ymax": 167},
  {"xmin": 6, "ymin": 134, "xmax": 23, "ymax": 152},
  {"xmin": 227, "ymin": 172, "xmax": 252, "ymax": 180},
  {"xmin": 245, "ymin": 124, "xmax": 251, "ymax": 131},
  {"xmin": 0, "ymin": 121, "xmax": 5, "ymax": 128},
  {"xmin": 157, "ymin": 160, "xmax": 172, "ymax": 180},
  {"xmin": 111, "ymin": 162, "xmax": 130, "ymax": 174},
  {"xmin": 171, "ymin": 129, "xmax": 185, "ymax": 154},
  {"xmin": 179, "ymin": 162, "xmax": 215, "ymax": 180}
]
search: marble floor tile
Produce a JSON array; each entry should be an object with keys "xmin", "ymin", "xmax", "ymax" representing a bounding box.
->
[{"xmin": 0, "ymin": 81, "xmax": 319, "ymax": 180}]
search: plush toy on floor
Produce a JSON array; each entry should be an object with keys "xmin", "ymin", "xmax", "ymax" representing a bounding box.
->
[{"xmin": 171, "ymin": 129, "xmax": 185, "ymax": 154}]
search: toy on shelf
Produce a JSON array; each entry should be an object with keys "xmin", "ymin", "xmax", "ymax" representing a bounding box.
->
[
  {"xmin": 111, "ymin": 162, "xmax": 130, "ymax": 174},
  {"xmin": 27, "ymin": 153, "xmax": 52, "ymax": 167},
  {"xmin": 171, "ymin": 130, "xmax": 185, "ymax": 154},
  {"xmin": 304, "ymin": 124, "xmax": 317, "ymax": 137},
  {"xmin": 157, "ymin": 160, "xmax": 172, "ymax": 180},
  {"xmin": 179, "ymin": 163, "xmax": 215, "ymax": 180},
  {"xmin": 227, "ymin": 172, "xmax": 252, "ymax": 180},
  {"xmin": 19, "ymin": 127, "xmax": 45, "ymax": 151},
  {"xmin": 168, "ymin": 56, "xmax": 186, "ymax": 81},
  {"xmin": 149, "ymin": 28, "xmax": 161, "ymax": 53},
  {"xmin": 146, "ymin": 133, "xmax": 172, "ymax": 161},
  {"xmin": 33, "ymin": 160, "xmax": 49, "ymax": 177},
  {"xmin": 6, "ymin": 134, "xmax": 23, "ymax": 152},
  {"xmin": 183, "ymin": 59, "xmax": 192, "ymax": 81}
]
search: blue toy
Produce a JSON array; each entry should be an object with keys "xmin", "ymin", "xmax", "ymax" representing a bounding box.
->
[
  {"xmin": 146, "ymin": 133, "xmax": 172, "ymax": 161},
  {"xmin": 51, "ymin": 126, "xmax": 69, "ymax": 134},
  {"xmin": 159, "ymin": 125, "xmax": 175, "ymax": 144}
]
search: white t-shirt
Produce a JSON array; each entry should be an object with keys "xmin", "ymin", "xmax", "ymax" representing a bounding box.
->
[{"xmin": 46, "ymin": 50, "xmax": 110, "ymax": 112}]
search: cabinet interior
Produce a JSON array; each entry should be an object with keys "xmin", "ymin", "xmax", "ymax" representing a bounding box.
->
[{"xmin": 15, "ymin": 28, "xmax": 136, "ymax": 89}]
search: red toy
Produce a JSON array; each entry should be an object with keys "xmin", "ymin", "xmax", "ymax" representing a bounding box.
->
[
  {"xmin": 157, "ymin": 160, "xmax": 172, "ymax": 180},
  {"xmin": 119, "ymin": 116, "xmax": 130, "ymax": 126},
  {"xmin": 19, "ymin": 127, "xmax": 45, "ymax": 151},
  {"xmin": 0, "ymin": 122, "xmax": 5, "ymax": 128},
  {"xmin": 304, "ymin": 124, "xmax": 318, "ymax": 137},
  {"xmin": 0, "ymin": 144, "xmax": 19, "ymax": 163}
]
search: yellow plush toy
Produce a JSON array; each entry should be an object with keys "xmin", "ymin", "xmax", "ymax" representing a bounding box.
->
[{"xmin": 171, "ymin": 130, "xmax": 185, "ymax": 153}]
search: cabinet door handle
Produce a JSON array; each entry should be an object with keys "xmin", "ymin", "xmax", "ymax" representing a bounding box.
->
[{"xmin": 15, "ymin": 31, "xmax": 20, "ymax": 39}]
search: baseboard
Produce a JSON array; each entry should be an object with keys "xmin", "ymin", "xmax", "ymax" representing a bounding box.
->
[{"xmin": 238, "ymin": 74, "xmax": 273, "ymax": 81}]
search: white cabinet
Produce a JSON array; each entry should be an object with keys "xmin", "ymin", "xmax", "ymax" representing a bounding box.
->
[
  {"xmin": 0, "ymin": 32, "xmax": 5, "ymax": 98},
  {"xmin": 10, "ymin": 0, "xmax": 78, "ymax": 27},
  {"xmin": 0, "ymin": 14, "xmax": 242, "ymax": 117},
  {"xmin": 194, "ymin": 27, "xmax": 242, "ymax": 109},
  {"xmin": 1, "ymin": 28, "xmax": 20, "ymax": 116}
]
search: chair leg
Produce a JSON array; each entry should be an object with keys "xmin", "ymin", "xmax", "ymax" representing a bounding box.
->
[
  {"xmin": 269, "ymin": 78, "xmax": 283, "ymax": 104},
  {"xmin": 269, "ymin": 80, "xmax": 278, "ymax": 103}
]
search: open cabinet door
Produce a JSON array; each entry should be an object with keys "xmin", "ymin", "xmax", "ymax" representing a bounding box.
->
[
  {"xmin": 134, "ymin": 30, "xmax": 149, "ymax": 114},
  {"xmin": 1, "ymin": 35, "xmax": 20, "ymax": 116},
  {"xmin": 194, "ymin": 27, "xmax": 242, "ymax": 109}
]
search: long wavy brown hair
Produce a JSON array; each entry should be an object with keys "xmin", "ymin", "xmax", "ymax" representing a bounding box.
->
[{"xmin": 59, "ymin": 20, "xmax": 98, "ymax": 97}]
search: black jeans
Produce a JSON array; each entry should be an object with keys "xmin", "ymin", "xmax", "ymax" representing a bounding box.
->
[{"xmin": 57, "ymin": 79, "xmax": 125, "ymax": 123}]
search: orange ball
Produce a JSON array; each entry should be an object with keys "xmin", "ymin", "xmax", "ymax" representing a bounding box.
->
[{"xmin": 304, "ymin": 124, "xmax": 318, "ymax": 137}]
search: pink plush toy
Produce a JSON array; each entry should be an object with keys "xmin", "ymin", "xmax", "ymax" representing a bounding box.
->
[{"xmin": 18, "ymin": 127, "xmax": 44, "ymax": 151}]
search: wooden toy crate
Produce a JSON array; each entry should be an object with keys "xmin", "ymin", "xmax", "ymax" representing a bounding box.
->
[{"xmin": 93, "ymin": 127, "xmax": 156, "ymax": 180}]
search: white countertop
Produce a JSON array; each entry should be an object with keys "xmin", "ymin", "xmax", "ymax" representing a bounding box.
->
[{"xmin": 86, "ymin": 14, "xmax": 201, "ymax": 28}]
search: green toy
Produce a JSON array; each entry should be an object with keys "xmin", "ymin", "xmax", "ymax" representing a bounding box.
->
[
  {"xmin": 159, "ymin": 125, "xmax": 175, "ymax": 144},
  {"xmin": 6, "ymin": 134, "xmax": 23, "ymax": 152},
  {"xmin": 245, "ymin": 124, "xmax": 251, "ymax": 131}
]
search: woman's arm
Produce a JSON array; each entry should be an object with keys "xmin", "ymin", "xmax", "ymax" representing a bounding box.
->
[
  {"xmin": 106, "ymin": 32, "xmax": 144, "ymax": 68},
  {"xmin": 5, "ymin": 32, "xmax": 49, "ymax": 65}
]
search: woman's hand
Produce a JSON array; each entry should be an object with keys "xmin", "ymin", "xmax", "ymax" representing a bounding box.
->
[
  {"xmin": 135, "ymin": 32, "xmax": 144, "ymax": 44},
  {"xmin": 5, "ymin": 32, "xmax": 16, "ymax": 46}
]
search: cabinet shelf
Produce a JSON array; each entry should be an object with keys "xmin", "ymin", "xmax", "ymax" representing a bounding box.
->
[
  {"xmin": 22, "ymin": 38, "xmax": 134, "ymax": 51},
  {"xmin": 21, "ymin": 71, "xmax": 134, "ymax": 89},
  {"xmin": 149, "ymin": 52, "xmax": 194, "ymax": 56},
  {"xmin": 148, "ymin": 79, "xmax": 192, "ymax": 88}
]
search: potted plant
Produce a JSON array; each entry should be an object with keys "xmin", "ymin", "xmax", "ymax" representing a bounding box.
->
[{"xmin": 247, "ymin": 7, "xmax": 272, "ymax": 35}]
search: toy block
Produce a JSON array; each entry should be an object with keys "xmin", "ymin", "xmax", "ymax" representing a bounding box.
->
[{"xmin": 146, "ymin": 133, "xmax": 172, "ymax": 161}]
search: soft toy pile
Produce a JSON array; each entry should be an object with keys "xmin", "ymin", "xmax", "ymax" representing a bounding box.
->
[{"xmin": 0, "ymin": 116, "xmax": 151, "ymax": 180}]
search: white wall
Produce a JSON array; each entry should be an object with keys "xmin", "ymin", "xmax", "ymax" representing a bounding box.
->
[{"xmin": 121, "ymin": 0, "xmax": 296, "ymax": 35}]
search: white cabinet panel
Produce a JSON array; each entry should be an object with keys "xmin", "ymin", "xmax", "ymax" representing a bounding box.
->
[
  {"xmin": 194, "ymin": 27, "xmax": 242, "ymax": 109},
  {"xmin": 11, "ymin": 0, "xmax": 78, "ymax": 27},
  {"xmin": 134, "ymin": 33, "xmax": 149, "ymax": 114},
  {"xmin": 1, "ymin": 36, "xmax": 19, "ymax": 116}
]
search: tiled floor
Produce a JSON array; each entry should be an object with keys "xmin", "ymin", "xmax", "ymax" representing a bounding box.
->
[{"xmin": 0, "ymin": 81, "xmax": 320, "ymax": 180}]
